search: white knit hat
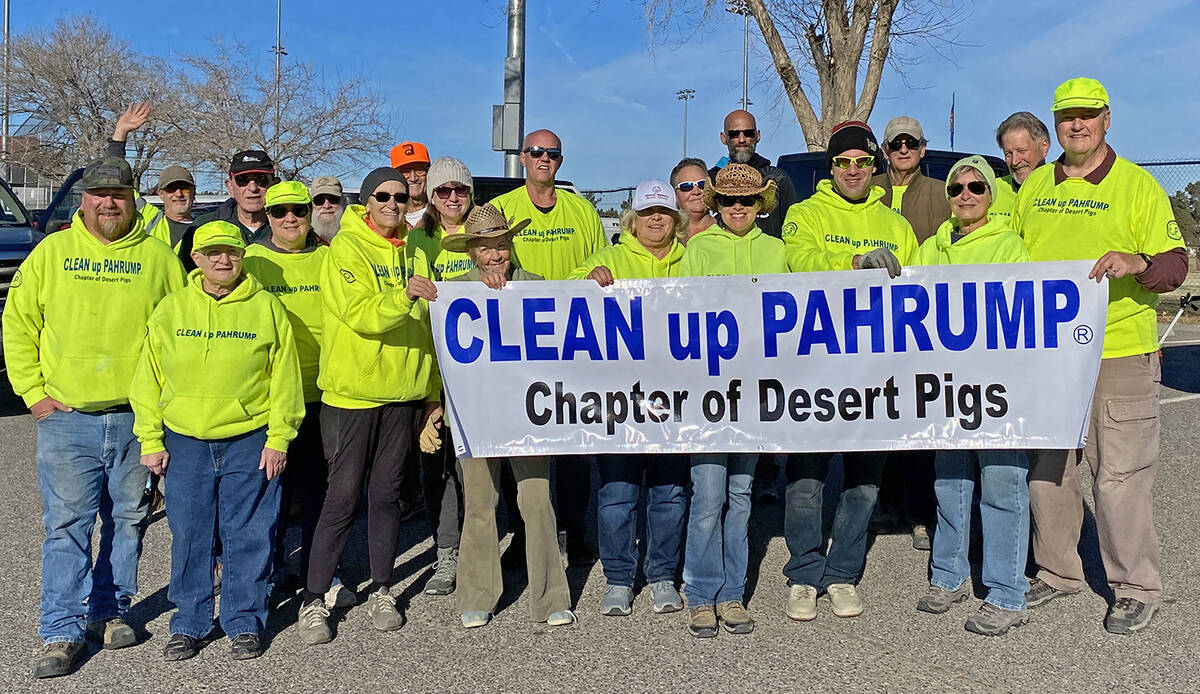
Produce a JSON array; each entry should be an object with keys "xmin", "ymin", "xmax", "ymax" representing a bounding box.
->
[{"xmin": 426, "ymin": 157, "xmax": 473, "ymax": 197}]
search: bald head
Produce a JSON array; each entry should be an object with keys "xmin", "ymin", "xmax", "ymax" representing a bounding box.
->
[
  {"xmin": 523, "ymin": 129, "xmax": 561, "ymax": 149},
  {"xmin": 721, "ymin": 111, "xmax": 760, "ymax": 164},
  {"xmin": 519, "ymin": 129, "xmax": 563, "ymax": 187},
  {"xmin": 723, "ymin": 110, "xmax": 756, "ymax": 131}
]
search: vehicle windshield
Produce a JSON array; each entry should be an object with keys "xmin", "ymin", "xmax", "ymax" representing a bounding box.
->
[{"xmin": 0, "ymin": 183, "xmax": 29, "ymax": 226}]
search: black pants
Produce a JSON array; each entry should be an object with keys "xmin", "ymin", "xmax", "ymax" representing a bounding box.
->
[
  {"xmin": 420, "ymin": 436, "xmax": 463, "ymax": 549},
  {"xmin": 306, "ymin": 402, "xmax": 420, "ymax": 593},
  {"xmin": 274, "ymin": 402, "xmax": 327, "ymax": 582},
  {"xmin": 878, "ymin": 450, "xmax": 936, "ymax": 526}
]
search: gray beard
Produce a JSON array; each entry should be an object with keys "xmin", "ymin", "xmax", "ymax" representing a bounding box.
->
[
  {"xmin": 729, "ymin": 147, "xmax": 755, "ymax": 164},
  {"xmin": 312, "ymin": 211, "xmax": 343, "ymax": 241}
]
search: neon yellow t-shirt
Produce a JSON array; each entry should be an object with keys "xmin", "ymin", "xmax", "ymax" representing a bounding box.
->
[
  {"xmin": 408, "ymin": 224, "xmax": 474, "ymax": 281},
  {"xmin": 890, "ymin": 184, "xmax": 907, "ymax": 215},
  {"xmin": 490, "ymin": 186, "xmax": 608, "ymax": 280},
  {"xmin": 1012, "ymin": 153, "xmax": 1183, "ymax": 358}
]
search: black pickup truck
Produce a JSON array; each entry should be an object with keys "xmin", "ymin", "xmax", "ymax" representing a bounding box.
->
[{"xmin": 0, "ymin": 176, "xmax": 44, "ymax": 357}]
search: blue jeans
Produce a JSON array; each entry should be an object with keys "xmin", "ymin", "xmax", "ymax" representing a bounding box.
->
[
  {"xmin": 163, "ymin": 427, "xmax": 279, "ymax": 639},
  {"xmin": 682, "ymin": 453, "xmax": 757, "ymax": 606},
  {"xmin": 783, "ymin": 453, "xmax": 885, "ymax": 589},
  {"xmin": 596, "ymin": 454, "xmax": 689, "ymax": 587},
  {"xmin": 931, "ymin": 449, "xmax": 1030, "ymax": 611},
  {"xmin": 36, "ymin": 409, "xmax": 146, "ymax": 643}
]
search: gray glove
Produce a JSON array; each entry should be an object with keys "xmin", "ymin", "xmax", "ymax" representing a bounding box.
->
[{"xmin": 858, "ymin": 248, "xmax": 902, "ymax": 278}]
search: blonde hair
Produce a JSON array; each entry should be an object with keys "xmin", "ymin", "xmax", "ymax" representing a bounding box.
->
[{"xmin": 619, "ymin": 207, "xmax": 685, "ymax": 241}]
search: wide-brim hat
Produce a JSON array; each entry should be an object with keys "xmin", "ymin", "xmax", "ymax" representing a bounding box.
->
[
  {"xmin": 441, "ymin": 203, "xmax": 531, "ymax": 253},
  {"xmin": 703, "ymin": 163, "xmax": 776, "ymax": 213}
]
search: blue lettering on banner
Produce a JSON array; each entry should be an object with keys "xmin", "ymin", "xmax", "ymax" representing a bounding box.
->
[
  {"xmin": 799, "ymin": 291, "xmax": 840, "ymax": 355},
  {"xmin": 843, "ymin": 286, "xmax": 884, "ymax": 354},
  {"xmin": 985, "ymin": 281, "xmax": 1034, "ymax": 349},
  {"xmin": 890, "ymin": 284, "xmax": 934, "ymax": 352},
  {"xmin": 935, "ymin": 283, "xmax": 976, "ymax": 351},
  {"xmin": 1041, "ymin": 280, "xmax": 1079, "ymax": 348},
  {"xmin": 524, "ymin": 297, "xmax": 557, "ymax": 360},
  {"xmin": 487, "ymin": 298, "xmax": 522, "ymax": 361},
  {"xmin": 563, "ymin": 297, "xmax": 603, "ymax": 360},
  {"xmin": 446, "ymin": 298, "xmax": 483, "ymax": 363}
]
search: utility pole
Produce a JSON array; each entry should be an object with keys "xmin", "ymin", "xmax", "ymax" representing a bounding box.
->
[
  {"xmin": 495, "ymin": 0, "xmax": 526, "ymax": 178},
  {"xmin": 272, "ymin": 0, "xmax": 286, "ymax": 155},
  {"xmin": 725, "ymin": 0, "xmax": 749, "ymax": 111},
  {"xmin": 676, "ymin": 89, "xmax": 694, "ymax": 157},
  {"xmin": 3, "ymin": 0, "xmax": 10, "ymax": 182}
]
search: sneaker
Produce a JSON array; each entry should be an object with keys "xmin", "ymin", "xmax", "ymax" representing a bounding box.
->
[
  {"xmin": 162, "ymin": 633, "xmax": 202, "ymax": 662},
  {"xmin": 911, "ymin": 524, "xmax": 932, "ymax": 551},
  {"xmin": 86, "ymin": 616, "xmax": 137, "ymax": 650},
  {"xmin": 546, "ymin": 609, "xmax": 576, "ymax": 626},
  {"xmin": 33, "ymin": 641, "xmax": 84, "ymax": 679},
  {"xmin": 297, "ymin": 598, "xmax": 332, "ymax": 645},
  {"xmin": 1105, "ymin": 597, "xmax": 1158, "ymax": 635},
  {"xmin": 601, "ymin": 585, "xmax": 634, "ymax": 616},
  {"xmin": 649, "ymin": 580, "xmax": 683, "ymax": 614},
  {"xmin": 1025, "ymin": 577, "xmax": 1080, "ymax": 608},
  {"xmin": 325, "ymin": 579, "xmax": 357, "ymax": 609},
  {"xmin": 213, "ymin": 560, "xmax": 223, "ymax": 596},
  {"xmin": 965, "ymin": 602, "xmax": 1030, "ymax": 636},
  {"xmin": 827, "ymin": 583, "xmax": 864, "ymax": 618},
  {"xmin": 715, "ymin": 601, "xmax": 755, "ymax": 634},
  {"xmin": 916, "ymin": 582, "xmax": 971, "ymax": 615},
  {"xmin": 460, "ymin": 610, "xmax": 491, "ymax": 629},
  {"xmin": 229, "ymin": 633, "xmax": 263, "ymax": 660},
  {"xmin": 365, "ymin": 586, "xmax": 405, "ymax": 631},
  {"xmin": 501, "ymin": 531, "xmax": 526, "ymax": 570},
  {"xmin": 424, "ymin": 546, "xmax": 458, "ymax": 595},
  {"xmin": 786, "ymin": 584, "xmax": 818, "ymax": 621},
  {"xmin": 687, "ymin": 606, "xmax": 718, "ymax": 638}
]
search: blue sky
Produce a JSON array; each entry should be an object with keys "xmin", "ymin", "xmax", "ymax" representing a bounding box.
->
[{"xmin": 13, "ymin": 0, "xmax": 1200, "ymax": 191}]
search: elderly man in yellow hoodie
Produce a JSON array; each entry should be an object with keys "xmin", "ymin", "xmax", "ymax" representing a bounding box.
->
[{"xmin": 3, "ymin": 156, "xmax": 185, "ymax": 679}]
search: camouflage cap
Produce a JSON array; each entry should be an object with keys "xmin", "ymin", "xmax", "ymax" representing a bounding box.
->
[{"xmin": 81, "ymin": 156, "xmax": 135, "ymax": 191}]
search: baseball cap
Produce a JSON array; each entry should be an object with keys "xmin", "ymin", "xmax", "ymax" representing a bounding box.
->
[
  {"xmin": 883, "ymin": 116, "xmax": 924, "ymax": 144},
  {"xmin": 390, "ymin": 142, "xmax": 430, "ymax": 169},
  {"xmin": 155, "ymin": 165, "xmax": 195, "ymax": 190},
  {"xmin": 309, "ymin": 175, "xmax": 343, "ymax": 199},
  {"xmin": 81, "ymin": 157, "xmax": 135, "ymax": 191},
  {"xmin": 265, "ymin": 181, "xmax": 311, "ymax": 208},
  {"xmin": 1052, "ymin": 77, "xmax": 1109, "ymax": 112},
  {"xmin": 192, "ymin": 220, "xmax": 246, "ymax": 252},
  {"xmin": 230, "ymin": 150, "xmax": 275, "ymax": 176},
  {"xmin": 632, "ymin": 179, "xmax": 677, "ymax": 212}
]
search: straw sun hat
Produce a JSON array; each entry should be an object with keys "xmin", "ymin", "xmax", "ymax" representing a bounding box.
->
[
  {"xmin": 440, "ymin": 203, "xmax": 531, "ymax": 253},
  {"xmin": 703, "ymin": 163, "xmax": 777, "ymax": 213}
]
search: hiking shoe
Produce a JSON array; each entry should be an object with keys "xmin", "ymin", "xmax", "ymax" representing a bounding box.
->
[
  {"xmin": 424, "ymin": 546, "xmax": 458, "ymax": 595},
  {"xmin": 297, "ymin": 598, "xmax": 332, "ymax": 645},
  {"xmin": 86, "ymin": 616, "xmax": 137, "ymax": 649},
  {"xmin": 325, "ymin": 579, "xmax": 357, "ymax": 609},
  {"xmin": 501, "ymin": 531, "xmax": 526, "ymax": 570},
  {"xmin": 787, "ymin": 584, "xmax": 818, "ymax": 621},
  {"xmin": 827, "ymin": 583, "xmax": 864, "ymax": 617},
  {"xmin": 687, "ymin": 606, "xmax": 718, "ymax": 638},
  {"xmin": 33, "ymin": 641, "xmax": 84, "ymax": 679},
  {"xmin": 1025, "ymin": 578, "xmax": 1080, "ymax": 608},
  {"xmin": 911, "ymin": 524, "xmax": 932, "ymax": 551},
  {"xmin": 460, "ymin": 610, "xmax": 491, "ymax": 629},
  {"xmin": 715, "ymin": 601, "xmax": 755, "ymax": 634},
  {"xmin": 649, "ymin": 580, "xmax": 683, "ymax": 614},
  {"xmin": 1105, "ymin": 597, "xmax": 1158, "ymax": 635},
  {"xmin": 366, "ymin": 586, "xmax": 405, "ymax": 631},
  {"xmin": 965, "ymin": 603, "xmax": 1030, "ymax": 636},
  {"xmin": 917, "ymin": 582, "xmax": 971, "ymax": 615},
  {"xmin": 601, "ymin": 585, "xmax": 633, "ymax": 616},
  {"xmin": 162, "ymin": 633, "xmax": 202, "ymax": 662},
  {"xmin": 546, "ymin": 609, "xmax": 576, "ymax": 626},
  {"xmin": 229, "ymin": 633, "xmax": 263, "ymax": 660}
]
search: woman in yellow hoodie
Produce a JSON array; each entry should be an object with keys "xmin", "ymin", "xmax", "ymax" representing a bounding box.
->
[{"xmin": 131, "ymin": 220, "xmax": 304, "ymax": 662}]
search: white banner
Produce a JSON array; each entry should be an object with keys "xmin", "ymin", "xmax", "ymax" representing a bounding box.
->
[{"xmin": 430, "ymin": 261, "xmax": 1107, "ymax": 458}]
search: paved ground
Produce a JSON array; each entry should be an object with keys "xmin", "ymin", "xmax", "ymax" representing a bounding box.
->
[{"xmin": 1, "ymin": 323, "xmax": 1198, "ymax": 693}]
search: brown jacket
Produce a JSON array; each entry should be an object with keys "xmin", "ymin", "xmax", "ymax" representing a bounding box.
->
[{"xmin": 871, "ymin": 172, "xmax": 951, "ymax": 243}]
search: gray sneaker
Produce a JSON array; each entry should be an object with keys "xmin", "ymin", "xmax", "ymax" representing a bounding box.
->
[
  {"xmin": 1026, "ymin": 577, "xmax": 1080, "ymax": 608},
  {"xmin": 916, "ymin": 582, "xmax": 971, "ymax": 614},
  {"xmin": 601, "ymin": 585, "xmax": 633, "ymax": 616},
  {"xmin": 964, "ymin": 602, "xmax": 1029, "ymax": 636},
  {"xmin": 649, "ymin": 580, "xmax": 683, "ymax": 614},
  {"xmin": 365, "ymin": 587, "xmax": 405, "ymax": 631},
  {"xmin": 424, "ymin": 546, "xmax": 458, "ymax": 595},
  {"xmin": 297, "ymin": 598, "xmax": 332, "ymax": 645},
  {"xmin": 1105, "ymin": 597, "xmax": 1158, "ymax": 634}
]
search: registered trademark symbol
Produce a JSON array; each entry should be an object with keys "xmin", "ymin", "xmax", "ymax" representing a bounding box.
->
[{"xmin": 1073, "ymin": 325, "xmax": 1093, "ymax": 344}]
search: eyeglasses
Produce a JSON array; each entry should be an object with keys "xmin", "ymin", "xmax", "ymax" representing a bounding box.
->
[
  {"xmin": 268, "ymin": 204, "xmax": 310, "ymax": 219},
  {"xmin": 947, "ymin": 181, "xmax": 988, "ymax": 197},
  {"xmin": 521, "ymin": 146, "xmax": 562, "ymax": 161},
  {"xmin": 887, "ymin": 136, "xmax": 923, "ymax": 151},
  {"xmin": 715, "ymin": 194, "xmax": 759, "ymax": 207},
  {"xmin": 832, "ymin": 155, "xmax": 875, "ymax": 169},
  {"xmin": 312, "ymin": 194, "xmax": 340, "ymax": 206},
  {"xmin": 675, "ymin": 179, "xmax": 706, "ymax": 192},
  {"xmin": 200, "ymin": 248, "xmax": 242, "ymax": 261},
  {"xmin": 161, "ymin": 183, "xmax": 193, "ymax": 194},
  {"xmin": 726, "ymin": 128, "xmax": 757, "ymax": 139},
  {"xmin": 372, "ymin": 191, "xmax": 409, "ymax": 204},
  {"xmin": 233, "ymin": 173, "xmax": 271, "ymax": 187},
  {"xmin": 434, "ymin": 184, "xmax": 471, "ymax": 199}
]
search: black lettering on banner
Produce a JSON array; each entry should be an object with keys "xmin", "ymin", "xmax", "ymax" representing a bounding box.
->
[
  {"xmin": 526, "ymin": 382, "xmax": 551, "ymax": 425},
  {"xmin": 702, "ymin": 389, "xmax": 725, "ymax": 422}
]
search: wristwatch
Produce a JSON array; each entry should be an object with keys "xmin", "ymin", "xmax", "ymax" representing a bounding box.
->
[{"xmin": 1138, "ymin": 252, "xmax": 1152, "ymax": 273}]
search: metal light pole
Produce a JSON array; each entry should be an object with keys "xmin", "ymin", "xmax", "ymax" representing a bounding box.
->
[
  {"xmin": 676, "ymin": 89, "xmax": 694, "ymax": 157},
  {"xmin": 272, "ymin": 0, "xmax": 286, "ymax": 153},
  {"xmin": 503, "ymin": 0, "xmax": 526, "ymax": 178},
  {"xmin": 3, "ymin": 0, "xmax": 10, "ymax": 181},
  {"xmin": 725, "ymin": 0, "xmax": 749, "ymax": 111}
]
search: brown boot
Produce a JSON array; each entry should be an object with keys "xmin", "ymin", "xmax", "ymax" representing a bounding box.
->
[{"xmin": 716, "ymin": 601, "xmax": 755, "ymax": 634}]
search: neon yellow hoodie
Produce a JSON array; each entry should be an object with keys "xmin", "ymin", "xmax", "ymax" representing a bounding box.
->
[
  {"xmin": 408, "ymin": 223, "xmax": 474, "ymax": 281},
  {"xmin": 130, "ymin": 269, "xmax": 305, "ymax": 454},
  {"xmin": 244, "ymin": 241, "xmax": 329, "ymax": 403},
  {"xmin": 676, "ymin": 225, "xmax": 788, "ymax": 276},
  {"xmin": 567, "ymin": 232, "xmax": 685, "ymax": 280},
  {"xmin": 915, "ymin": 216, "xmax": 1030, "ymax": 266},
  {"xmin": 318, "ymin": 206, "xmax": 441, "ymax": 409},
  {"xmin": 3, "ymin": 211, "xmax": 186, "ymax": 410},
  {"xmin": 782, "ymin": 179, "xmax": 919, "ymax": 272}
]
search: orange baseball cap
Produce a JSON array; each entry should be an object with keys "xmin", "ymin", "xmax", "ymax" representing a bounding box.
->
[{"xmin": 391, "ymin": 141, "xmax": 430, "ymax": 169}]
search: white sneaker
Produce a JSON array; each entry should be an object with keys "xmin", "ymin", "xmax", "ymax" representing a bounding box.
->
[
  {"xmin": 827, "ymin": 583, "xmax": 864, "ymax": 618},
  {"xmin": 325, "ymin": 580, "xmax": 357, "ymax": 609},
  {"xmin": 366, "ymin": 586, "xmax": 405, "ymax": 631},
  {"xmin": 786, "ymin": 584, "xmax": 818, "ymax": 621}
]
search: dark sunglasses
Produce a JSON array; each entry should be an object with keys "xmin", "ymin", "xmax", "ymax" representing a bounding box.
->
[
  {"xmin": 675, "ymin": 179, "xmax": 706, "ymax": 192},
  {"xmin": 372, "ymin": 191, "xmax": 409, "ymax": 204},
  {"xmin": 947, "ymin": 181, "xmax": 988, "ymax": 197},
  {"xmin": 888, "ymin": 136, "xmax": 922, "ymax": 151},
  {"xmin": 433, "ymin": 184, "xmax": 471, "ymax": 199},
  {"xmin": 521, "ymin": 146, "xmax": 562, "ymax": 161},
  {"xmin": 233, "ymin": 173, "xmax": 271, "ymax": 187},
  {"xmin": 268, "ymin": 204, "xmax": 310, "ymax": 219},
  {"xmin": 715, "ymin": 193, "xmax": 759, "ymax": 207},
  {"xmin": 312, "ymin": 194, "xmax": 340, "ymax": 206},
  {"xmin": 161, "ymin": 182, "xmax": 194, "ymax": 194},
  {"xmin": 726, "ymin": 128, "xmax": 757, "ymax": 139}
]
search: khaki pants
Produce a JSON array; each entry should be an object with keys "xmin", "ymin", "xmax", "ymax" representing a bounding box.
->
[
  {"xmin": 1029, "ymin": 352, "xmax": 1162, "ymax": 603},
  {"xmin": 457, "ymin": 456, "xmax": 570, "ymax": 621}
]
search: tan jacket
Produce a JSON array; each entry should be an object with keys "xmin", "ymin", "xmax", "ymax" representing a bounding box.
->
[{"xmin": 871, "ymin": 171, "xmax": 951, "ymax": 244}]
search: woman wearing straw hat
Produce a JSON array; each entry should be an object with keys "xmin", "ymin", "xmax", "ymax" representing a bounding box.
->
[
  {"xmin": 913, "ymin": 156, "xmax": 1032, "ymax": 637},
  {"xmin": 131, "ymin": 220, "xmax": 304, "ymax": 661},
  {"xmin": 443, "ymin": 204, "xmax": 574, "ymax": 629},
  {"xmin": 568, "ymin": 180, "xmax": 690, "ymax": 617},
  {"xmin": 677, "ymin": 163, "xmax": 787, "ymax": 638}
]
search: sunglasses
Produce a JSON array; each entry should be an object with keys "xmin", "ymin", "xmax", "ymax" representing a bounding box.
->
[
  {"xmin": 675, "ymin": 179, "xmax": 706, "ymax": 192},
  {"xmin": 888, "ymin": 136, "xmax": 923, "ymax": 151},
  {"xmin": 947, "ymin": 181, "xmax": 988, "ymax": 197},
  {"xmin": 832, "ymin": 155, "xmax": 875, "ymax": 169},
  {"xmin": 372, "ymin": 191, "xmax": 409, "ymax": 204},
  {"xmin": 312, "ymin": 194, "xmax": 340, "ymax": 206},
  {"xmin": 233, "ymin": 173, "xmax": 271, "ymax": 187},
  {"xmin": 521, "ymin": 146, "xmax": 562, "ymax": 161},
  {"xmin": 726, "ymin": 128, "xmax": 757, "ymax": 139},
  {"xmin": 161, "ymin": 182, "xmax": 193, "ymax": 193},
  {"xmin": 268, "ymin": 204, "xmax": 310, "ymax": 219},
  {"xmin": 715, "ymin": 194, "xmax": 759, "ymax": 207},
  {"xmin": 434, "ymin": 184, "xmax": 471, "ymax": 199}
]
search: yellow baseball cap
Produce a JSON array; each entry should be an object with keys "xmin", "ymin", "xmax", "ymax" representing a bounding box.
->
[
  {"xmin": 1052, "ymin": 77, "xmax": 1109, "ymax": 112},
  {"xmin": 192, "ymin": 220, "xmax": 246, "ymax": 252},
  {"xmin": 265, "ymin": 180, "xmax": 311, "ymax": 207}
]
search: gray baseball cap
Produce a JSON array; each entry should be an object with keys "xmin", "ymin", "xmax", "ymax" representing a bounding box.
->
[
  {"xmin": 81, "ymin": 157, "xmax": 134, "ymax": 191},
  {"xmin": 309, "ymin": 175, "xmax": 343, "ymax": 199},
  {"xmin": 155, "ymin": 165, "xmax": 195, "ymax": 190}
]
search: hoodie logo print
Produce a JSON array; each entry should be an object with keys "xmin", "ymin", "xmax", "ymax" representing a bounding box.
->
[{"xmin": 340, "ymin": 269, "xmax": 357, "ymax": 284}]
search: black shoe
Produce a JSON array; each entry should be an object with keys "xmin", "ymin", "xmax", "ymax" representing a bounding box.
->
[
  {"xmin": 162, "ymin": 633, "xmax": 202, "ymax": 662},
  {"xmin": 33, "ymin": 641, "xmax": 84, "ymax": 679},
  {"xmin": 230, "ymin": 633, "xmax": 264, "ymax": 660},
  {"xmin": 501, "ymin": 532, "xmax": 526, "ymax": 570}
]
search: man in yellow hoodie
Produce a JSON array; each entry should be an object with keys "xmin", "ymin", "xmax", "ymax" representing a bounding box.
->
[{"xmin": 3, "ymin": 156, "xmax": 185, "ymax": 678}]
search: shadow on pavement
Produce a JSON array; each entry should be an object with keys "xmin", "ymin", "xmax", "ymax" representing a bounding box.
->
[{"xmin": 1162, "ymin": 344, "xmax": 1200, "ymax": 393}]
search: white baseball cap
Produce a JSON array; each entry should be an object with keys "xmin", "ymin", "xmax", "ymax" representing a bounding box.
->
[{"xmin": 633, "ymin": 179, "xmax": 677, "ymax": 212}]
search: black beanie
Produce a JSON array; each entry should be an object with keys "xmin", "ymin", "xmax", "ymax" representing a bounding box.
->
[
  {"xmin": 359, "ymin": 167, "xmax": 408, "ymax": 204},
  {"xmin": 826, "ymin": 121, "xmax": 880, "ymax": 169}
]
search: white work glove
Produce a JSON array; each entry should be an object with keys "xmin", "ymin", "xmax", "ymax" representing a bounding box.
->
[
  {"xmin": 858, "ymin": 248, "xmax": 902, "ymax": 278},
  {"xmin": 418, "ymin": 407, "xmax": 444, "ymax": 454}
]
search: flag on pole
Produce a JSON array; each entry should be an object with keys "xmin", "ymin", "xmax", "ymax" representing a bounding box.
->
[{"xmin": 950, "ymin": 92, "xmax": 956, "ymax": 150}]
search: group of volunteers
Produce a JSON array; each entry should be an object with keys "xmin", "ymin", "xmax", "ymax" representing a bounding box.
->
[{"xmin": 6, "ymin": 75, "xmax": 1182, "ymax": 679}]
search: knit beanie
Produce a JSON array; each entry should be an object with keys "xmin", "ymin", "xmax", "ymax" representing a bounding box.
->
[
  {"xmin": 359, "ymin": 167, "xmax": 407, "ymax": 204},
  {"xmin": 426, "ymin": 157, "xmax": 474, "ymax": 197},
  {"xmin": 826, "ymin": 121, "xmax": 880, "ymax": 169}
]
